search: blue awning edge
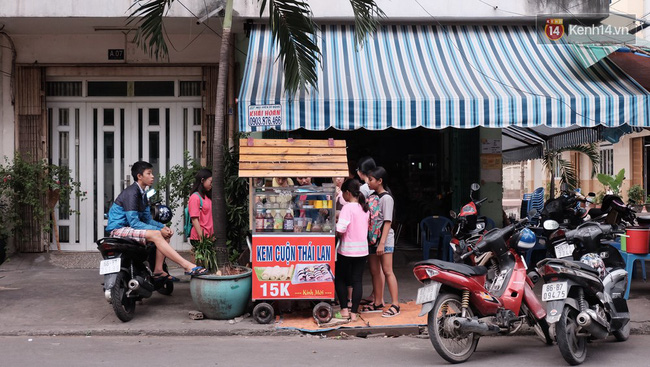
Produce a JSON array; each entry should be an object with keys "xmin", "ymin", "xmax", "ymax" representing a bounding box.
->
[{"xmin": 239, "ymin": 24, "xmax": 650, "ymax": 132}]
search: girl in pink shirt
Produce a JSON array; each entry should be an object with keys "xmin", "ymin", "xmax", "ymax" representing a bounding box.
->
[
  {"xmin": 335, "ymin": 178, "xmax": 370, "ymax": 321},
  {"xmin": 188, "ymin": 169, "xmax": 214, "ymax": 241}
]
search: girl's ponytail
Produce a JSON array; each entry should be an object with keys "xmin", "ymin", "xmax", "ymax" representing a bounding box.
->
[{"xmin": 358, "ymin": 191, "xmax": 369, "ymax": 212}]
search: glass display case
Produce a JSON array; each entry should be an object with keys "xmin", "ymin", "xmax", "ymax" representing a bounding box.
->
[{"xmin": 251, "ymin": 184, "xmax": 337, "ymax": 235}]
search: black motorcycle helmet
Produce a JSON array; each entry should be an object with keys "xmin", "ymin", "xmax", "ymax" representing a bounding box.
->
[{"xmin": 151, "ymin": 204, "xmax": 173, "ymax": 224}]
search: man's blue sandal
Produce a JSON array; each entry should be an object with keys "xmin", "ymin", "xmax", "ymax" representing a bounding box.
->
[
  {"xmin": 153, "ymin": 272, "xmax": 180, "ymax": 282},
  {"xmin": 185, "ymin": 266, "xmax": 208, "ymax": 276}
]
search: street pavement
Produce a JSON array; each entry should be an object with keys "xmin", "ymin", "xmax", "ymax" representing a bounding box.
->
[
  {"xmin": 2, "ymin": 335, "xmax": 650, "ymax": 366},
  {"xmin": 1, "ymin": 247, "xmax": 650, "ymax": 337}
]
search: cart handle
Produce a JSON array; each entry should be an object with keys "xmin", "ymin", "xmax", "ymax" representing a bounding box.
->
[
  {"xmin": 246, "ymin": 234, "xmax": 253, "ymax": 262},
  {"xmin": 335, "ymin": 238, "xmax": 341, "ymax": 261}
]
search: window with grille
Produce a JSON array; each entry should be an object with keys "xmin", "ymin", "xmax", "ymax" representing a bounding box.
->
[
  {"xmin": 46, "ymin": 82, "xmax": 82, "ymax": 97},
  {"xmin": 180, "ymin": 81, "xmax": 202, "ymax": 96},
  {"xmin": 600, "ymin": 146, "xmax": 614, "ymax": 175}
]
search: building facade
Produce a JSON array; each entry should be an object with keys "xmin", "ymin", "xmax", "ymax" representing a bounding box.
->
[{"xmin": 2, "ymin": 0, "xmax": 640, "ymax": 251}]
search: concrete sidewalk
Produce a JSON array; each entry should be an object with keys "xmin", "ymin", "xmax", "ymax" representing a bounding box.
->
[{"xmin": 1, "ymin": 249, "xmax": 649, "ymax": 337}]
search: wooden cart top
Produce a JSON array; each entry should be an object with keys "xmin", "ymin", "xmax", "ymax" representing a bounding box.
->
[{"xmin": 238, "ymin": 138, "xmax": 349, "ymax": 178}]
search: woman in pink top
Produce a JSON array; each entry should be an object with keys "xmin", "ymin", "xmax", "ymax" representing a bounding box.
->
[
  {"xmin": 335, "ymin": 178, "xmax": 370, "ymax": 321},
  {"xmin": 188, "ymin": 169, "xmax": 214, "ymax": 242}
]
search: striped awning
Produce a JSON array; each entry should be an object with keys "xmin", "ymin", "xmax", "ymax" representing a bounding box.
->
[
  {"xmin": 239, "ymin": 24, "xmax": 650, "ymax": 132},
  {"xmin": 567, "ymin": 44, "xmax": 621, "ymax": 68}
]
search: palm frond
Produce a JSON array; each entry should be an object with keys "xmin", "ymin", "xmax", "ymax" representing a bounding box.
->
[
  {"xmin": 557, "ymin": 157, "xmax": 578, "ymax": 190},
  {"xmin": 260, "ymin": 0, "xmax": 320, "ymax": 97},
  {"xmin": 557, "ymin": 143, "xmax": 600, "ymax": 178},
  {"xmin": 127, "ymin": 0, "xmax": 172, "ymax": 60},
  {"xmin": 349, "ymin": 0, "xmax": 385, "ymax": 47}
]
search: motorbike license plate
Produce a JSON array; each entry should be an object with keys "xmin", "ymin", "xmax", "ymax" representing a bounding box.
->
[
  {"xmin": 416, "ymin": 282, "xmax": 441, "ymax": 304},
  {"xmin": 555, "ymin": 242, "xmax": 575, "ymax": 258},
  {"xmin": 99, "ymin": 258, "xmax": 121, "ymax": 275},
  {"xmin": 542, "ymin": 282, "xmax": 568, "ymax": 301}
]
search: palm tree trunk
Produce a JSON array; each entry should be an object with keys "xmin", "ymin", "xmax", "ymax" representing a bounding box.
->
[
  {"xmin": 550, "ymin": 169, "xmax": 556, "ymax": 199},
  {"xmin": 211, "ymin": 0, "xmax": 234, "ymax": 252}
]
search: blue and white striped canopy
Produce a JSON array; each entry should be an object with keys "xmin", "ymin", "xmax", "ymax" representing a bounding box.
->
[{"xmin": 238, "ymin": 24, "xmax": 650, "ymax": 132}]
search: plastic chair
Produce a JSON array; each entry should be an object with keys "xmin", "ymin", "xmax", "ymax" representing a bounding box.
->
[
  {"xmin": 530, "ymin": 187, "xmax": 545, "ymax": 213},
  {"xmin": 420, "ymin": 216, "xmax": 453, "ymax": 260},
  {"xmin": 621, "ymin": 251, "xmax": 650, "ymax": 299},
  {"xmin": 441, "ymin": 232, "xmax": 453, "ymax": 262}
]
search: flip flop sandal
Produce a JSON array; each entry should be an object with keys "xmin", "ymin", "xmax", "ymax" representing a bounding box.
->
[
  {"xmin": 360, "ymin": 303, "xmax": 385, "ymax": 313},
  {"xmin": 185, "ymin": 266, "xmax": 208, "ymax": 276},
  {"xmin": 382, "ymin": 304, "xmax": 401, "ymax": 318},
  {"xmin": 153, "ymin": 272, "xmax": 180, "ymax": 282},
  {"xmin": 334, "ymin": 311, "xmax": 351, "ymax": 320}
]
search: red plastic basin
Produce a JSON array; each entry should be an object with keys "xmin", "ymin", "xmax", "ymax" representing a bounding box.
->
[{"xmin": 625, "ymin": 227, "xmax": 650, "ymax": 254}]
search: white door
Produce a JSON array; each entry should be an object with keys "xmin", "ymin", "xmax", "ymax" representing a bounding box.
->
[{"xmin": 50, "ymin": 102, "xmax": 202, "ymax": 251}]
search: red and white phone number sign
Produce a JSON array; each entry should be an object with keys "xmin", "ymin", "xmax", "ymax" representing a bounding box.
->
[{"xmin": 251, "ymin": 235, "xmax": 335, "ymax": 300}]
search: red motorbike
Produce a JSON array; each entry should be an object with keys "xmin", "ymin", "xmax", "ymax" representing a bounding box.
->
[{"xmin": 413, "ymin": 220, "xmax": 552, "ymax": 364}]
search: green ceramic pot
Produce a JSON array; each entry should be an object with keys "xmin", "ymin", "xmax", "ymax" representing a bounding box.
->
[{"xmin": 189, "ymin": 266, "xmax": 252, "ymax": 320}]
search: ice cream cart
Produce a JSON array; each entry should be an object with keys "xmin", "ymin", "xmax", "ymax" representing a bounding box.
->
[{"xmin": 239, "ymin": 138, "xmax": 349, "ymax": 324}]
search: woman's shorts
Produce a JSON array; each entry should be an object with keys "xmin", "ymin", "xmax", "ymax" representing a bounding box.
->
[{"xmin": 368, "ymin": 245, "xmax": 394, "ymax": 255}]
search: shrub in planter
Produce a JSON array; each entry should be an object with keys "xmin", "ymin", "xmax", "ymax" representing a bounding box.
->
[
  {"xmin": 597, "ymin": 169, "xmax": 625, "ymax": 195},
  {"xmin": 0, "ymin": 153, "xmax": 85, "ymax": 249},
  {"xmin": 628, "ymin": 184, "xmax": 646, "ymax": 212}
]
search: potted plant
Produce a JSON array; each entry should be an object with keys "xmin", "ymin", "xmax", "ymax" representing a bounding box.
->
[
  {"xmin": 189, "ymin": 235, "xmax": 252, "ymax": 320},
  {"xmin": 627, "ymin": 184, "xmax": 645, "ymax": 212},
  {"xmin": 597, "ymin": 168, "xmax": 625, "ymax": 195}
]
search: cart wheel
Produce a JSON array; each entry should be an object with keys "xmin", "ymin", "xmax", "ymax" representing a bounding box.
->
[
  {"xmin": 313, "ymin": 302, "xmax": 333, "ymax": 324},
  {"xmin": 253, "ymin": 302, "xmax": 275, "ymax": 324}
]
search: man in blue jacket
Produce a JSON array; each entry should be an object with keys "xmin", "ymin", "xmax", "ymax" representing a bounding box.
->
[{"xmin": 106, "ymin": 161, "xmax": 206, "ymax": 277}]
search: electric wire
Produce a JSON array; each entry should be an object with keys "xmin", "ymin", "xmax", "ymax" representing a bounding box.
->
[{"xmin": 175, "ymin": 0, "xmax": 248, "ymax": 57}]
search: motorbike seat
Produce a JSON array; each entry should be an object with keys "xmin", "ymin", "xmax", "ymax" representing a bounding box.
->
[
  {"xmin": 97, "ymin": 236, "xmax": 143, "ymax": 247},
  {"xmin": 415, "ymin": 259, "xmax": 488, "ymax": 277}
]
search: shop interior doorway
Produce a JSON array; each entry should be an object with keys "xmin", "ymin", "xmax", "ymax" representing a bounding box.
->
[{"xmin": 264, "ymin": 128, "xmax": 480, "ymax": 246}]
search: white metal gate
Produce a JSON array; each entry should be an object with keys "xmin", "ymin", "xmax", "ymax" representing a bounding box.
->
[{"xmin": 49, "ymin": 102, "xmax": 202, "ymax": 251}]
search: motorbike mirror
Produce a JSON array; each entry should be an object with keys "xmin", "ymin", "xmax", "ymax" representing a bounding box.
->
[
  {"xmin": 146, "ymin": 189, "xmax": 156, "ymax": 200},
  {"xmin": 449, "ymin": 210, "xmax": 457, "ymax": 219},
  {"xmin": 543, "ymin": 220, "xmax": 560, "ymax": 231},
  {"xmin": 528, "ymin": 208, "xmax": 538, "ymax": 217},
  {"xmin": 470, "ymin": 183, "xmax": 480, "ymax": 191},
  {"xmin": 587, "ymin": 192, "xmax": 596, "ymax": 197}
]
